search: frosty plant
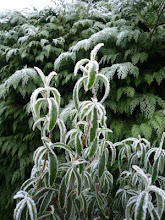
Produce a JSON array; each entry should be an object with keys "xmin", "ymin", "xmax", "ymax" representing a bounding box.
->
[
  {"xmin": 113, "ymin": 133, "xmax": 165, "ymax": 220},
  {"xmin": 13, "ymin": 44, "xmax": 165, "ymax": 220},
  {"xmin": 13, "ymin": 43, "xmax": 114, "ymax": 220}
]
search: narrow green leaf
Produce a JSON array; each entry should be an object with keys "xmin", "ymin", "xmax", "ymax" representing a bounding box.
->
[
  {"xmin": 31, "ymin": 88, "xmax": 46, "ymax": 116},
  {"xmin": 59, "ymin": 176, "xmax": 67, "ymax": 209},
  {"xmin": 121, "ymin": 191, "xmax": 127, "ymax": 208},
  {"xmin": 73, "ymin": 76, "xmax": 88, "ymax": 109},
  {"xmin": 96, "ymin": 196, "xmax": 104, "ymax": 210},
  {"xmin": 21, "ymin": 178, "xmax": 36, "ymax": 191},
  {"xmin": 135, "ymin": 191, "xmax": 148, "ymax": 220},
  {"xmin": 90, "ymin": 108, "xmax": 98, "ymax": 142},
  {"xmin": 89, "ymin": 137, "xmax": 98, "ymax": 158},
  {"xmin": 87, "ymin": 198, "xmax": 96, "ymax": 220},
  {"xmin": 159, "ymin": 154, "xmax": 164, "ymax": 174},
  {"xmin": 39, "ymin": 190, "xmax": 54, "ymax": 213},
  {"xmin": 65, "ymin": 193, "xmax": 73, "ymax": 220},
  {"xmin": 27, "ymin": 199, "xmax": 37, "ymax": 220},
  {"xmin": 74, "ymin": 169, "xmax": 82, "ymax": 197},
  {"xmin": 75, "ymin": 133, "xmax": 83, "ymax": 155},
  {"xmin": 148, "ymin": 185, "xmax": 165, "ymax": 199},
  {"xmin": 98, "ymin": 151, "xmax": 106, "ymax": 178},
  {"xmin": 90, "ymin": 43, "xmax": 104, "ymax": 61},
  {"xmin": 14, "ymin": 200, "xmax": 26, "ymax": 220},
  {"xmin": 79, "ymin": 194, "xmax": 86, "ymax": 212},
  {"xmin": 57, "ymin": 118, "xmax": 66, "ymax": 143},
  {"xmin": 33, "ymin": 188, "xmax": 48, "ymax": 204},
  {"xmin": 84, "ymin": 171, "xmax": 92, "ymax": 188},
  {"xmin": 33, "ymin": 146, "xmax": 47, "ymax": 168},
  {"xmin": 50, "ymin": 87, "xmax": 60, "ymax": 106},
  {"xmin": 48, "ymin": 98, "xmax": 59, "ymax": 131},
  {"xmin": 125, "ymin": 196, "xmax": 137, "ymax": 220},
  {"xmin": 87, "ymin": 61, "xmax": 98, "ymax": 89},
  {"xmin": 51, "ymin": 213, "xmax": 61, "ymax": 220},
  {"xmin": 47, "ymin": 71, "xmax": 57, "ymax": 86},
  {"xmin": 79, "ymin": 163, "xmax": 83, "ymax": 174},
  {"xmin": 156, "ymin": 192, "xmax": 164, "ymax": 217},
  {"xmin": 33, "ymin": 117, "xmax": 46, "ymax": 131},
  {"xmin": 148, "ymin": 202, "xmax": 160, "ymax": 220},
  {"xmin": 74, "ymin": 58, "xmax": 89, "ymax": 75},
  {"xmin": 132, "ymin": 165, "xmax": 149, "ymax": 188},
  {"xmin": 37, "ymin": 211, "xmax": 51, "ymax": 219},
  {"xmin": 65, "ymin": 168, "xmax": 73, "ymax": 186},
  {"xmin": 152, "ymin": 158, "xmax": 159, "ymax": 183},
  {"xmin": 53, "ymin": 143, "xmax": 74, "ymax": 154},
  {"xmin": 106, "ymin": 141, "xmax": 116, "ymax": 166},
  {"xmin": 48, "ymin": 151, "xmax": 58, "ymax": 186},
  {"xmin": 34, "ymin": 98, "xmax": 45, "ymax": 118},
  {"xmin": 97, "ymin": 74, "xmax": 110, "ymax": 103},
  {"xmin": 34, "ymin": 67, "xmax": 46, "ymax": 85},
  {"xmin": 51, "ymin": 214, "xmax": 61, "ymax": 220}
]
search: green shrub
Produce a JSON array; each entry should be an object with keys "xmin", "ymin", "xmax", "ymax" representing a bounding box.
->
[
  {"xmin": 14, "ymin": 44, "xmax": 165, "ymax": 220},
  {"xmin": 0, "ymin": 0, "xmax": 165, "ymax": 218}
]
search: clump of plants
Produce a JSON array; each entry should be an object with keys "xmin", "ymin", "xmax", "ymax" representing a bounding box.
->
[{"xmin": 13, "ymin": 44, "xmax": 165, "ymax": 220}]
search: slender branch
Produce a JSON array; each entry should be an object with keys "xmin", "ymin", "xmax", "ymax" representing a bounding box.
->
[
  {"xmin": 150, "ymin": 3, "xmax": 165, "ymax": 41},
  {"xmin": 96, "ymin": 182, "xmax": 100, "ymax": 196},
  {"xmin": 36, "ymin": 131, "xmax": 53, "ymax": 190},
  {"xmin": 139, "ymin": 11, "xmax": 152, "ymax": 34},
  {"xmin": 36, "ymin": 150, "xmax": 48, "ymax": 190},
  {"xmin": 49, "ymin": 130, "xmax": 53, "ymax": 140},
  {"xmin": 93, "ymin": 81, "xmax": 97, "ymax": 99},
  {"xmin": 82, "ymin": 81, "xmax": 97, "ymax": 147},
  {"xmin": 82, "ymin": 122, "xmax": 91, "ymax": 147}
]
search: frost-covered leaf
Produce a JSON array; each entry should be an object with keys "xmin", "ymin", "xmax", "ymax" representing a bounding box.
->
[
  {"xmin": 64, "ymin": 193, "xmax": 73, "ymax": 220},
  {"xmin": 74, "ymin": 169, "xmax": 82, "ymax": 197},
  {"xmin": 97, "ymin": 74, "xmax": 110, "ymax": 103},
  {"xmin": 152, "ymin": 158, "xmax": 159, "ymax": 183},
  {"xmin": 39, "ymin": 190, "xmax": 54, "ymax": 213},
  {"xmin": 37, "ymin": 211, "xmax": 51, "ymax": 219},
  {"xmin": 87, "ymin": 61, "xmax": 98, "ymax": 89},
  {"xmin": 48, "ymin": 98, "xmax": 59, "ymax": 132},
  {"xmin": 73, "ymin": 76, "xmax": 88, "ymax": 109},
  {"xmin": 26, "ymin": 199, "xmax": 37, "ymax": 220},
  {"xmin": 132, "ymin": 165, "xmax": 149, "ymax": 188},
  {"xmin": 59, "ymin": 176, "xmax": 67, "ymax": 209},
  {"xmin": 135, "ymin": 191, "xmax": 148, "ymax": 220},
  {"xmin": 48, "ymin": 151, "xmax": 58, "ymax": 186},
  {"xmin": 75, "ymin": 133, "xmax": 83, "ymax": 155},
  {"xmin": 98, "ymin": 151, "xmax": 106, "ymax": 178},
  {"xmin": 74, "ymin": 59, "xmax": 89, "ymax": 76},
  {"xmin": 89, "ymin": 137, "xmax": 98, "ymax": 158},
  {"xmin": 90, "ymin": 108, "xmax": 98, "ymax": 142},
  {"xmin": 90, "ymin": 43, "xmax": 104, "ymax": 61}
]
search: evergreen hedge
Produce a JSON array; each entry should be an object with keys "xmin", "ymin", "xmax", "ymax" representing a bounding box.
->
[{"xmin": 0, "ymin": 0, "xmax": 164, "ymax": 219}]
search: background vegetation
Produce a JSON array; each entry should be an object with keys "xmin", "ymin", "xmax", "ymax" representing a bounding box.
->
[{"xmin": 0, "ymin": 0, "xmax": 165, "ymax": 219}]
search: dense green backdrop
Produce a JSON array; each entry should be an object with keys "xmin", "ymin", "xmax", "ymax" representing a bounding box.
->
[{"xmin": 0, "ymin": 0, "xmax": 164, "ymax": 219}]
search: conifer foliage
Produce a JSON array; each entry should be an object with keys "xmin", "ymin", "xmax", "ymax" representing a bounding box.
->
[
  {"xmin": 14, "ymin": 44, "xmax": 165, "ymax": 220},
  {"xmin": 0, "ymin": 0, "xmax": 165, "ymax": 218}
]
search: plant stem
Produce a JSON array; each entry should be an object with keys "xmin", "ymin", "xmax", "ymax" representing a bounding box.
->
[
  {"xmin": 36, "ymin": 150, "xmax": 48, "ymax": 190},
  {"xmin": 96, "ymin": 182, "xmax": 100, "ymax": 196},
  {"xmin": 36, "ymin": 131, "xmax": 52, "ymax": 190},
  {"xmin": 82, "ymin": 81, "xmax": 97, "ymax": 147},
  {"xmin": 82, "ymin": 122, "xmax": 91, "ymax": 147},
  {"xmin": 93, "ymin": 81, "xmax": 97, "ymax": 99},
  {"xmin": 150, "ymin": 3, "xmax": 165, "ymax": 41}
]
